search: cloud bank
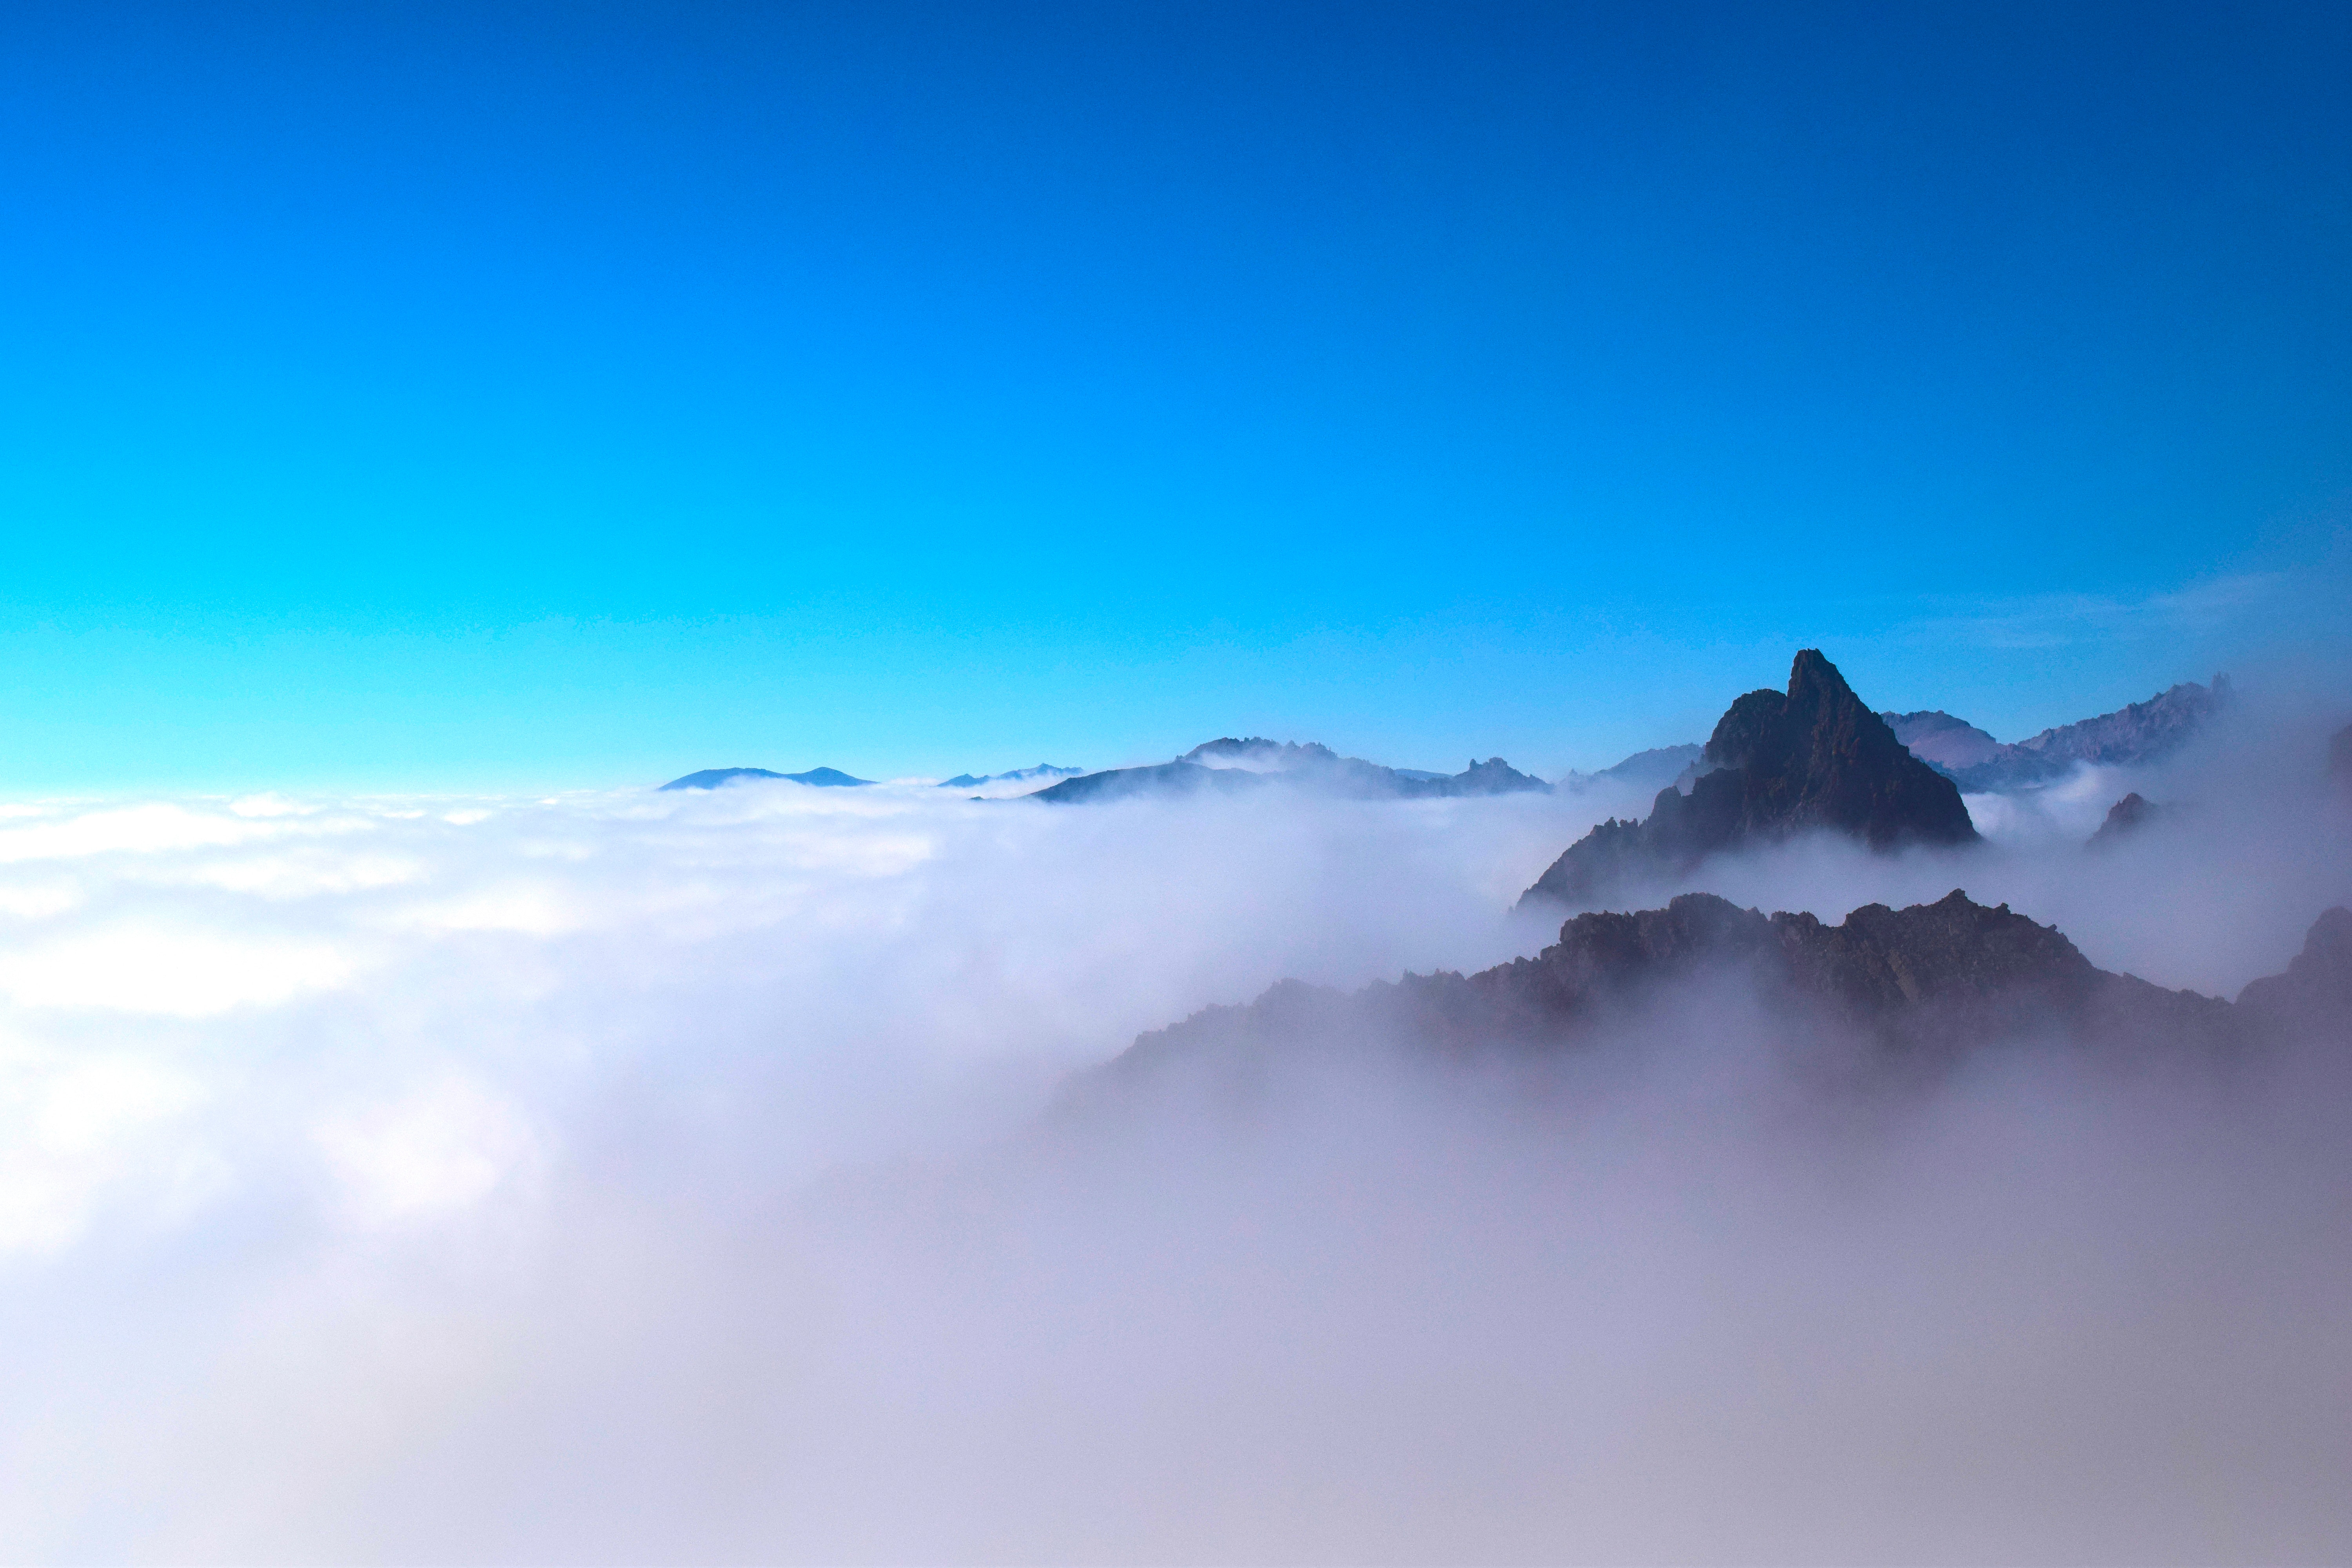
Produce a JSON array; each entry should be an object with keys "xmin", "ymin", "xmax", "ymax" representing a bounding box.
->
[{"xmin": 0, "ymin": 727, "xmax": 2347, "ymax": 1563}]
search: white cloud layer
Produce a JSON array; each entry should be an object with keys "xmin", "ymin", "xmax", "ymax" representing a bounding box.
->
[{"xmin": 0, "ymin": 715, "xmax": 2347, "ymax": 1562}]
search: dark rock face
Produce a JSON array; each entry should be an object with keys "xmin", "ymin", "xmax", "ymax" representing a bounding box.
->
[
  {"xmin": 1074, "ymin": 891, "xmax": 2338, "ymax": 1113},
  {"xmin": 1522, "ymin": 651, "xmax": 1978, "ymax": 908},
  {"xmin": 661, "ymin": 766, "xmax": 875, "ymax": 791},
  {"xmin": 1942, "ymin": 676, "xmax": 2229, "ymax": 792},
  {"xmin": 2088, "ymin": 792, "xmax": 2161, "ymax": 849},
  {"xmin": 1029, "ymin": 739, "xmax": 1548, "ymax": 803}
]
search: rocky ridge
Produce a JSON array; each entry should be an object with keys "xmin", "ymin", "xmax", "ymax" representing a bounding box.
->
[{"xmin": 1073, "ymin": 891, "xmax": 2348, "ymax": 1114}]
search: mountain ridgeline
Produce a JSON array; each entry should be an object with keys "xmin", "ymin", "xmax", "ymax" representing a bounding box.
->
[
  {"xmin": 1883, "ymin": 676, "xmax": 2229, "ymax": 791},
  {"xmin": 1065, "ymin": 891, "xmax": 2352, "ymax": 1122},
  {"xmin": 1521, "ymin": 650, "xmax": 1977, "ymax": 909},
  {"xmin": 1027, "ymin": 739, "xmax": 1550, "ymax": 803}
]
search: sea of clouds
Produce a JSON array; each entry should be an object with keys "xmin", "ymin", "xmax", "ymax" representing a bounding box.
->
[{"xmin": 2, "ymin": 711, "xmax": 2348, "ymax": 1563}]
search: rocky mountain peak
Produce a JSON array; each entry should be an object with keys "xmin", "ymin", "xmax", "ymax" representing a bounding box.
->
[{"xmin": 1522, "ymin": 651, "xmax": 1978, "ymax": 907}]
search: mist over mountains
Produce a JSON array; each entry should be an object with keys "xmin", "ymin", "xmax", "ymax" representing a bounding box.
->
[
  {"xmin": 8, "ymin": 649, "xmax": 2350, "ymax": 1562},
  {"xmin": 1076, "ymin": 890, "xmax": 2349, "ymax": 1120}
]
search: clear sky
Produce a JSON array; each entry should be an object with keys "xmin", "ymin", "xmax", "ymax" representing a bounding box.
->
[{"xmin": 3, "ymin": 0, "xmax": 2348, "ymax": 790}]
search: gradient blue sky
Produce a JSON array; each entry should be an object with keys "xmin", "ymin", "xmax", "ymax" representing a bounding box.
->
[{"xmin": 4, "ymin": 0, "xmax": 2348, "ymax": 789}]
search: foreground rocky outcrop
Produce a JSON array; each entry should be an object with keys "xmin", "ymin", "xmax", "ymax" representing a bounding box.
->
[
  {"xmin": 1521, "ymin": 651, "xmax": 1977, "ymax": 908},
  {"xmin": 1067, "ymin": 891, "xmax": 2349, "ymax": 1117}
]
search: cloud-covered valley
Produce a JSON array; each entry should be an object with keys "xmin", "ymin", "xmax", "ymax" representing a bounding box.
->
[{"xmin": 2, "ymin": 725, "xmax": 2348, "ymax": 1563}]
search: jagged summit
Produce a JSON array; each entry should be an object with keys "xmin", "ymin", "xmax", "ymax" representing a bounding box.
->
[{"xmin": 1521, "ymin": 651, "xmax": 1977, "ymax": 908}]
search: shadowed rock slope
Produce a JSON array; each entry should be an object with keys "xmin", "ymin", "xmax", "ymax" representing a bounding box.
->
[
  {"xmin": 1068, "ymin": 892, "xmax": 2348, "ymax": 1116},
  {"xmin": 1522, "ymin": 650, "xmax": 1977, "ymax": 908}
]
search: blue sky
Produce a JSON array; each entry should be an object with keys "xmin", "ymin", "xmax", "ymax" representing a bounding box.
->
[{"xmin": 2, "ymin": 0, "xmax": 2348, "ymax": 789}]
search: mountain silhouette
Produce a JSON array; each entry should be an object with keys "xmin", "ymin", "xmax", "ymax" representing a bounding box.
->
[{"xmin": 1522, "ymin": 650, "xmax": 1977, "ymax": 908}]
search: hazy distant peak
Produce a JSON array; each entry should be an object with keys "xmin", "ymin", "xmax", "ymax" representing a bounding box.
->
[
  {"xmin": 1880, "ymin": 710, "xmax": 2003, "ymax": 771},
  {"xmin": 1558, "ymin": 744, "xmax": 1704, "ymax": 792},
  {"xmin": 939, "ymin": 764, "xmax": 1085, "ymax": 788},
  {"xmin": 1929, "ymin": 675, "xmax": 2231, "ymax": 791},
  {"xmin": 661, "ymin": 766, "xmax": 875, "ymax": 791}
]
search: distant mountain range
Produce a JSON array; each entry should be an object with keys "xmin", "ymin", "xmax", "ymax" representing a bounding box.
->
[
  {"xmin": 1026, "ymin": 739, "xmax": 1550, "ymax": 803},
  {"xmin": 655, "ymin": 670, "xmax": 2246, "ymax": 804},
  {"xmin": 939, "ymin": 764, "xmax": 1086, "ymax": 789},
  {"xmin": 660, "ymin": 766, "xmax": 874, "ymax": 791},
  {"xmin": 1882, "ymin": 676, "xmax": 2229, "ymax": 791}
]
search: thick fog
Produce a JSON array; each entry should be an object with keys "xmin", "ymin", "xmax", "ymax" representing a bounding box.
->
[{"xmin": 2, "ymin": 718, "xmax": 2348, "ymax": 1563}]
